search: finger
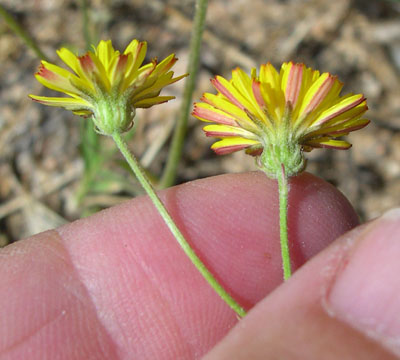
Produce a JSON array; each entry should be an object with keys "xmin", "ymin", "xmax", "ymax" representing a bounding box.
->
[
  {"xmin": 204, "ymin": 209, "xmax": 400, "ymax": 360},
  {"xmin": 0, "ymin": 172, "xmax": 358, "ymax": 359}
]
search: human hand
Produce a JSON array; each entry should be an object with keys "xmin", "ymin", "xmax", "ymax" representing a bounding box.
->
[{"xmin": 1, "ymin": 172, "xmax": 397, "ymax": 359}]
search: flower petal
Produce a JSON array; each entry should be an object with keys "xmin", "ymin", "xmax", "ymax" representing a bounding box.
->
[
  {"xmin": 151, "ymin": 54, "xmax": 178, "ymax": 77},
  {"xmin": 192, "ymin": 103, "xmax": 239, "ymax": 126},
  {"xmin": 122, "ymin": 40, "xmax": 148, "ymax": 89},
  {"xmin": 282, "ymin": 62, "xmax": 304, "ymax": 107},
  {"xmin": 134, "ymin": 96, "xmax": 175, "ymax": 108},
  {"xmin": 312, "ymin": 94, "xmax": 367, "ymax": 127},
  {"xmin": 305, "ymin": 118, "xmax": 370, "ymax": 139},
  {"xmin": 133, "ymin": 72, "xmax": 187, "ymax": 102},
  {"xmin": 303, "ymin": 137, "xmax": 351, "ymax": 149},
  {"xmin": 95, "ymin": 40, "xmax": 116, "ymax": 70},
  {"xmin": 57, "ymin": 48, "xmax": 90, "ymax": 82},
  {"xmin": 201, "ymin": 93, "xmax": 259, "ymax": 132},
  {"xmin": 211, "ymin": 137, "xmax": 261, "ymax": 155},
  {"xmin": 125, "ymin": 62, "xmax": 156, "ymax": 94},
  {"xmin": 203, "ymin": 124, "xmax": 259, "ymax": 139},
  {"xmin": 299, "ymin": 73, "xmax": 343, "ymax": 118},
  {"xmin": 78, "ymin": 54, "xmax": 96, "ymax": 77},
  {"xmin": 34, "ymin": 62, "xmax": 80, "ymax": 95},
  {"xmin": 258, "ymin": 63, "xmax": 285, "ymax": 116},
  {"xmin": 211, "ymin": 76, "xmax": 244, "ymax": 109},
  {"xmin": 85, "ymin": 52, "xmax": 111, "ymax": 91},
  {"xmin": 232, "ymin": 68, "xmax": 269, "ymax": 126},
  {"xmin": 29, "ymin": 94, "xmax": 92, "ymax": 110}
]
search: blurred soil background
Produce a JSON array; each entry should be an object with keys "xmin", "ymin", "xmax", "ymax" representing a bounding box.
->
[{"xmin": 0, "ymin": 0, "xmax": 399, "ymax": 245}]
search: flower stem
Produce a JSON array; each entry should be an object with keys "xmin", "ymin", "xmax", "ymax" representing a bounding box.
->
[
  {"xmin": 112, "ymin": 131, "xmax": 246, "ymax": 318},
  {"xmin": 76, "ymin": 2, "xmax": 101, "ymax": 207},
  {"xmin": 0, "ymin": 4, "xmax": 48, "ymax": 61},
  {"xmin": 277, "ymin": 164, "xmax": 292, "ymax": 280},
  {"xmin": 79, "ymin": 0, "xmax": 93, "ymax": 51},
  {"xmin": 159, "ymin": 0, "xmax": 209, "ymax": 188}
]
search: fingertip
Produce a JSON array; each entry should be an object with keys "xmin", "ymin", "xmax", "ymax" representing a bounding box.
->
[{"xmin": 288, "ymin": 172, "xmax": 359, "ymax": 264}]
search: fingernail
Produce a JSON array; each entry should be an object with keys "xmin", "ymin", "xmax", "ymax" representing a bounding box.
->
[{"xmin": 327, "ymin": 208, "xmax": 400, "ymax": 355}]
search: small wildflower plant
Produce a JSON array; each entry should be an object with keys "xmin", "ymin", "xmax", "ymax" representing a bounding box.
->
[
  {"xmin": 3, "ymin": 0, "xmax": 371, "ymax": 319},
  {"xmin": 30, "ymin": 39, "xmax": 246, "ymax": 318},
  {"xmin": 30, "ymin": 39, "xmax": 186, "ymax": 135},
  {"xmin": 193, "ymin": 62, "xmax": 369, "ymax": 279},
  {"xmin": 193, "ymin": 62, "xmax": 369, "ymax": 177}
]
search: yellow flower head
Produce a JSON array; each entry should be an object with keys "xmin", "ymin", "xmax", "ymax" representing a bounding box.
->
[
  {"xmin": 30, "ymin": 39, "xmax": 186, "ymax": 135},
  {"xmin": 193, "ymin": 62, "xmax": 369, "ymax": 177}
]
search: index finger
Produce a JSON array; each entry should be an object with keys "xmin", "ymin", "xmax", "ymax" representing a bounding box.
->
[{"xmin": 0, "ymin": 172, "xmax": 358, "ymax": 359}]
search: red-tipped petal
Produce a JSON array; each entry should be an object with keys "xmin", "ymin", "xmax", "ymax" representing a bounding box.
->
[
  {"xmin": 203, "ymin": 128, "xmax": 241, "ymax": 138},
  {"xmin": 36, "ymin": 63, "xmax": 57, "ymax": 81},
  {"xmin": 252, "ymin": 80, "xmax": 264, "ymax": 108},
  {"xmin": 116, "ymin": 54, "xmax": 129, "ymax": 72},
  {"xmin": 285, "ymin": 63, "xmax": 303, "ymax": 106},
  {"xmin": 78, "ymin": 54, "xmax": 95, "ymax": 75},
  {"xmin": 34, "ymin": 62, "xmax": 81, "ymax": 95},
  {"xmin": 211, "ymin": 77, "xmax": 244, "ymax": 109},
  {"xmin": 193, "ymin": 105, "xmax": 238, "ymax": 126},
  {"xmin": 303, "ymin": 75, "xmax": 336, "ymax": 114},
  {"xmin": 313, "ymin": 95, "xmax": 367, "ymax": 126},
  {"xmin": 322, "ymin": 119, "xmax": 370, "ymax": 136},
  {"xmin": 304, "ymin": 138, "xmax": 352, "ymax": 150},
  {"xmin": 212, "ymin": 144, "xmax": 251, "ymax": 155}
]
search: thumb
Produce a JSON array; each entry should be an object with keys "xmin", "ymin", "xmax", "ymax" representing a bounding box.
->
[{"xmin": 204, "ymin": 208, "xmax": 400, "ymax": 360}]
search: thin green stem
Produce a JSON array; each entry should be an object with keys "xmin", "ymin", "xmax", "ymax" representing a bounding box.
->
[
  {"xmin": 80, "ymin": 0, "xmax": 92, "ymax": 50},
  {"xmin": 0, "ymin": 4, "xmax": 48, "ymax": 60},
  {"xmin": 112, "ymin": 131, "xmax": 246, "ymax": 318},
  {"xmin": 76, "ymin": 1, "xmax": 102, "ymax": 208},
  {"xmin": 277, "ymin": 164, "xmax": 291, "ymax": 280},
  {"xmin": 159, "ymin": 0, "xmax": 208, "ymax": 188}
]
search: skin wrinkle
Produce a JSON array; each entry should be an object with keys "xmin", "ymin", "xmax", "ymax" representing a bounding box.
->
[
  {"xmin": 1, "ymin": 306, "xmax": 67, "ymax": 357},
  {"xmin": 56, "ymin": 205, "xmax": 197, "ymax": 359},
  {"xmin": 126, "ymin": 253, "xmax": 194, "ymax": 359},
  {"xmin": 143, "ymin": 189, "xmax": 236, "ymax": 355},
  {"xmin": 116, "ymin": 228, "xmax": 196, "ymax": 359},
  {"xmin": 56, "ymin": 224, "xmax": 137, "ymax": 359},
  {"xmin": 54, "ymin": 224, "xmax": 136, "ymax": 360},
  {"xmin": 22, "ymin": 239, "xmax": 95, "ymax": 307},
  {"xmin": 2, "ymin": 306, "xmax": 109, "ymax": 360},
  {"xmin": 131, "ymin": 200, "xmax": 221, "ymax": 356},
  {"xmin": 54, "ymin": 235, "xmax": 121, "ymax": 360},
  {"xmin": 126, "ymin": 179, "xmax": 244, "ymax": 347}
]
